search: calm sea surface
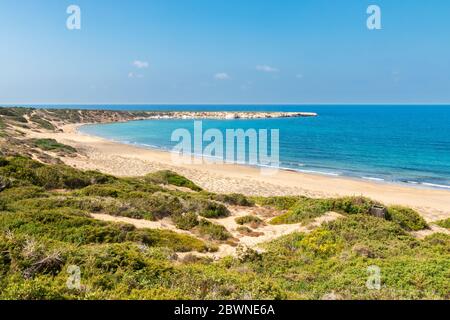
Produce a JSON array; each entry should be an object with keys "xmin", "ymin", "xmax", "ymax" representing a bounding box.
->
[{"xmin": 37, "ymin": 105, "xmax": 449, "ymax": 190}]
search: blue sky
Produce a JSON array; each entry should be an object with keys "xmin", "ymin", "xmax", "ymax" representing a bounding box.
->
[{"xmin": 1, "ymin": 0, "xmax": 450, "ymax": 104}]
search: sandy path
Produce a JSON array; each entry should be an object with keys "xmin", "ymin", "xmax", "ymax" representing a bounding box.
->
[
  {"xmin": 91, "ymin": 205, "xmax": 344, "ymax": 259},
  {"xmin": 411, "ymin": 224, "xmax": 450, "ymax": 239},
  {"xmin": 91, "ymin": 214, "xmax": 189, "ymax": 234},
  {"xmin": 214, "ymin": 207, "xmax": 343, "ymax": 249},
  {"xmin": 24, "ymin": 123, "xmax": 450, "ymax": 222}
]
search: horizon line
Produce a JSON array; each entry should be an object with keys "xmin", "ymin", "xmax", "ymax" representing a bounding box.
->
[{"xmin": 2, "ymin": 102, "xmax": 450, "ymax": 106}]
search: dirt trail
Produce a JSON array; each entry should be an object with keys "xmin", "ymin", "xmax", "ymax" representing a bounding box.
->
[
  {"xmin": 411, "ymin": 224, "xmax": 450, "ymax": 239},
  {"xmin": 91, "ymin": 207, "xmax": 344, "ymax": 259}
]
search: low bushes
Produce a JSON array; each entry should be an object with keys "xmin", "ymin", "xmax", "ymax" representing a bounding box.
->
[
  {"xmin": 187, "ymin": 199, "xmax": 230, "ymax": 218},
  {"xmin": 324, "ymin": 214, "xmax": 412, "ymax": 259},
  {"xmin": 77, "ymin": 184, "xmax": 122, "ymax": 198},
  {"xmin": 269, "ymin": 196, "xmax": 387, "ymax": 225},
  {"xmin": 260, "ymin": 214, "xmax": 450, "ymax": 299},
  {"xmin": 141, "ymin": 192, "xmax": 184, "ymax": 219},
  {"xmin": 435, "ymin": 218, "xmax": 450, "ymax": 229},
  {"xmin": 0, "ymin": 186, "xmax": 47, "ymax": 202},
  {"xmin": 0, "ymin": 153, "xmax": 447, "ymax": 300},
  {"xmin": 0, "ymin": 109, "xmax": 28, "ymax": 124},
  {"xmin": 29, "ymin": 116, "xmax": 55, "ymax": 131},
  {"xmin": 172, "ymin": 212, "xmax": 199, "ymax": 230},
  {"xmin": 145, "ymin": 170, "xmax": 202, "ymax": 191},
  {"xmin": 253, "ymin": 196, "xmax": 301, "ymax": 210},
  {"xmin": 128, "ymin": 229, "xmax": 208, "ymax": 253},
  {"xmin": 30, "ymin": 139, "xmax": 76, "ymax": 154},
  {"xmin": 0, "ymin": 209, "xmax": 207, "ymax": 252},
  {"xmin": 213, "ymin": 193, "xmax": 254, "ymax": 207},
  {"xmin": 196, "ymin": 219, "xmax": 231, "ymax": 241},
  {"xmin": 386, "ymin": 206, "xmax": 428, "ymax": 231},
  {"xmin": 235, "ymin": 215, "xmax": 263, "ymax": 227},
  {"xmin": 332, "ymin": 196, "xmax": 378, "ymax": 215},
  {"xmin": 298, "ymin": 229, "xmax": 343, "ymax": 257},
  {"xmin": 0, "ymin": 156, "xmax": 116, "ymax": 190},
  {"xmin": 270, "ymin": 198, "xmax": 333, "ymax": 225},
  {"xmin": 236, "ymin": 226, "xmax": 263, "ymax": 237}
]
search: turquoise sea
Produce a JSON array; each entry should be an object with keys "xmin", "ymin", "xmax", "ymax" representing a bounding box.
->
[{"xmin": 49, "ymin": 105, "xmax": 450, "ymax": 190}]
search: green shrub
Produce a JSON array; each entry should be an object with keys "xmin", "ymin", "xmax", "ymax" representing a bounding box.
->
[
  {"xmin": 0, "ymin": 156, "xmax": 115, "ymax": 190},
  {"xmin": 0, "ymin": 186, "xmax": 47, "ymax": 202},
  {"xmin": 2, "ymin": 111, "xmax": 28, "ymax": 123},
  {"xmin": 0, "ymin": 209, "xmax": 207, "ymax": 252},
  {"xmin": 30, "ymin": 139, "xmax": 76, "ymax": 153},
  {"xmin": 196, "ymin": 219, "xmax": 231, "ymax": 241},
  {"xmin": 142, "ymin": 192, "xmax": 184, "ymax": 219},
  {"xmin": 12, "ymin": 192, "xmax": 183, "ymax": 222},
  {"xmin": 213, "ymin": 193, "xmax": 254, "ymax": 206},
  {"xmin": 145, "ymin": 170, "xmax": 202, "ymax": 191},
  {"xmin": 323, "ymin": 214, "xmax": 413, "ymax": 259},
  {"xmin": 332, "ymin": 196, "xmax": 377, "ymax": 215},
  {"xmin": 326, "ymin": 214, "xmax": 407, "ymax": 243},
  {"xmin": 12, "ymin": 196, "xmax": 105, "ymax": 213},
  {"xmin": 235, "ymin": 215, "xmax": 263, "ymax": 226},
  {"xmin": 77, "ymin": 185, "xmax": 121, "ymax": 198},
  {"xmin": 172, "ymin": 212, "xmax": 199, "ymax": 230},
  {"xmin": 0, "ymin": 117, "xmax": 6, "ymax": 131},
  {"xmin": 29, "ymin": 116, "xmax": 55, "ymax": 131},
  {"xmin": 0, "ymin": 275, "xmax": 67, "ymax": 300},
  {"xmin": 187, "ymin": 198, "xmax": 230, "ymax": 218},
  {"xmin": 298, "ymin": 229, "xmax": 343, "ymax": 257},
  {"xmin": 270, "ymin": 198, "xmax": 333, "ymax": 225},
  {"xmin": 0, "ymin": 175, "xmax": 12, "ymax": 191},
  {"xmin": 386, "ymin": 206, "xmax": 428, "ymax": 231},
  {"xmin": 117, "ymin": 177, "xmax": 164, "ymax": 194},
  {"xmin": 90, "ymin": 191, "xmax": 184, "ymax": 220},
  {"xmin": 0, "ymin": 198, "xmax": 7, "ymax": 211},
  {"xmin": 83, "ymin": 170, "xmax": 117, "ymax": 185},
  {"xmin": 235, "ymin": 226, "xmax": 263, "ymax": 237},
  {"xmin": 0, "ymin": 108, "xmax": 19, "ymax": 117},
  {"xmin": 1, "ymin": 141, "xmax": 449, "ymax": 300},
  {"xmin": 236, "ymin": 226, "xmax": 252, "ymax": 235},
  {"xmin": 253, "ymin": 196, "xmax": 301, "ymax": 210},
  {"xmin": 128, "ymin": 229, "xmax": 208, "ymax": 252},
  {"xmin": 435, "ymin": 218, "xmax": 450, "ymax": 229}
]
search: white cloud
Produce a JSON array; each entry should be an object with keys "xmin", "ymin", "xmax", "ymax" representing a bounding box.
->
[
  {"xmin": 256, "ymin": 65, "xmax": 279, "ymax": 73},
  {"xmin": 132, "ymin": 60, "xmax": 149, "ymax": 69},
  {"xmin": 214, "ymin": 72, "xmax": 231, "ymax": 80}
]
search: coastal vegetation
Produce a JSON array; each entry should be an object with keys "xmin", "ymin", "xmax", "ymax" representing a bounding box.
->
[
  {"xmin": 30, "ymin": 139, "xmax": 77, "ymax": 154},
  {"xmin": 235, "ymin": 215, "xmax": 263, "ymax": 227},
  {"xmin": 386, "ymin": 206, "xmax": 428, "ymax": 231},
  {"xmin": 145, "ymin": 170, "xmax": 202, "ymax": 192},
  {"xmin": 0, "ymin": 106, "xmax": 448, "ymax": 300},
  {"xmin": 0, "ymin": 155, "xmax": 447, "ymax": 300},
  {"xmin": 436, "ymin": 218, "xmax": 450, "ymax": 229}
]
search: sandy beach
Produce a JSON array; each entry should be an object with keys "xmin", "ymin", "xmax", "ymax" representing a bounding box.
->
[{"xmin": 22, "ymin": 123, "xmax": 450, "ymax": 222}]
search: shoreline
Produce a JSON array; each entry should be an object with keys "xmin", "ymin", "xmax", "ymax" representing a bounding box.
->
[
  {"xmin": 78, "ymin": 122, "xmax": 450, "ymax": 192},
  {"xmin": 23, "ymin": 122, "xmax": 450, "ymax": 222}
]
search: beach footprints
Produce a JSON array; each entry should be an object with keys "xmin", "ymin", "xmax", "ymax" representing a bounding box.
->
[{"xmin": 66, "ymin": 5, "xmax": 81, "ymax": 30}]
